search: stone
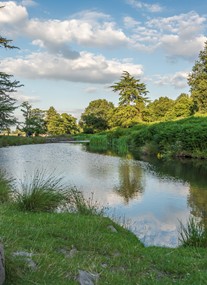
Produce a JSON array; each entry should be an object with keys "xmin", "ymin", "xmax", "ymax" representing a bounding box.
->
[
  {"xmin": 77, "ymin": 270, "xmax": 99, "ymax": 285},
  {"xmin": 58, "ymin": 246, "xmax": 78, "ymax": 258},
  {"xmin": 0, "ymin": 244, "xmax": 5, "ymax": 285},
  {"xmin": 107, "ymin": 225, "xmax": 118, "ymax": 233}
]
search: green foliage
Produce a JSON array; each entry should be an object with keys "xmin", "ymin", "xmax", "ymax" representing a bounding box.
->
[
  {"xmin": 0, "ymin": 34, "xmax": 22, "ymax": 131},
  {"xmin": 0, "ymin": 135, "xmax": 46, "ymax": 147},
  {"xmin": 178, "ymin": 217, "xmax": 207, "ymax": 247},
  {"xmin": 46, "ymin": 106, "xmax": 79, "ymax": 135},
  {"xmin": 110, "ymin": 71, "xmax": 149, "ymax": 111},
  {"xmin": 20, "ymin": 102, "xmax": 46, "ymax": 136},
  {"xmin": 13, "ymin": 170, "xmax": 69, "ymax": 212},
  {"xmin": 80, "ymin": 99, "xmax": 114, "ymax": 133},
  {"xmin": 109, "ymin": 105, "xmax": 142, "ymax": 128},
  {"xmin": 188, "ymin": 41, "xmax": 207, "ymax": 113},
  {"xmin": 132, "ymin": 117, "xmax": 207, "ymax": 158},
  {"xmin": 144, "ymin": 96, "xmax": 174, "ymax": 122},
  {"xmin": 0, "ymin": 170, "xmax": 13, "ymax": 203},
  {"xmin": 66, "ymin": 188, "xmax": 106, "ymax": 216}
]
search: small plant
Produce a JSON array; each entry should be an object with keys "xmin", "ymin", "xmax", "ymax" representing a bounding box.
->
[
  {"xmin": 13, "ymin": 170, "xmax": 68, "ymax": 212},
  {"xmin": 178, "ymin": 217, "xmax": 207, "ymax": 247},
  {"xmin": 0, "ymin": 170, "xmax": 13, "ymax": 203},
  {"xmin": 66, "ymin": 188, "xmax": 106, "ymax": 216}
]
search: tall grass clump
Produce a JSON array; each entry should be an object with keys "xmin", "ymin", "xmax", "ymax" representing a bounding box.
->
[
  {"xmin": 89, "ymin": 135, "xmax": 108, "ymax": 151},
  {"xmin": 0, "ymin": 170, "xmax": 13, "ymax": 203},
  {"xmin": 178, "ymin": 217, "xmax": 207, "ymax": 247},
  {"xmin": 66, "ymin": 188, "xmax": 106, "ymax": 216},
  {"xmin": 13, "ymin": 170, "xmax": 68, "ymax": 212}
]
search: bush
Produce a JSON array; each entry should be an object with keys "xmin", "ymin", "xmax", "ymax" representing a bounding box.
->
[
  {"xmin": 13, "ymin": 170, "xmax": 68, "ymax": 212},
  {"xmin": 178, "ymin": 217, "xmax": 207, "ymax": 247}
]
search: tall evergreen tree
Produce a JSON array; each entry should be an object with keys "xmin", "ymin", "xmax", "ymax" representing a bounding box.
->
[
  {"xmin": 188, "ymin": 41, "xmax": 207, "ymax": 113},
  {"xmin": 110, "ymin": 71, "xmax": 149, "ymax": 112},
  {"xmin": 0, "ymin": 35, "xmax": 22, "ymax": 130}
]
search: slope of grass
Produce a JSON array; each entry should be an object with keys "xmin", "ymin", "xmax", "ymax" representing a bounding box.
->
[{"xmin": 1, "ymin": 205, "xmax": 207, "ymax": 285}]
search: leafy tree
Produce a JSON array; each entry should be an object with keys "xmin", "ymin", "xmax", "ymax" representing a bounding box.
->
[
  {"xmin": 20, "ymin": 101, "xmax": 46, "ymax": 136},
  {"xmin": 110, "ymin": 71, "xmax": 149, "ymax": 112},
  {"xmin": 80, "ymin": 99, "xmax": 114, "ymax": 133},
  {"xmin": 46, "ymin": 107, "xmax": 63, "ymax": 135},
  {"xmin": 188, "ymin": 41, "xmax": 207, "ymax": 113},
  {"xmin": 109, "ymin": 105, "xmax": 142, "ymax": 128},
  {"xmin": 46, "ymin": 106, "xmax": 78, "ymax": 135},
  {"xmin": 61, "ymin": 113, "xmax": 79, "ymax": 135},
  {"xmin": 165, "ymin": 93, "xmax": 194, "ymax": 120},
  {"xmin": 0, "ymin": 36, "xmax": 22, "ymax": 131},
  {"xmin": 143, "ymin": 97, "xmax": 174, "ymax": 122}
]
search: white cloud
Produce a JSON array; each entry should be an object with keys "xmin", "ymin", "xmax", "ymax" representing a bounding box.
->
[
  {"xmin": 127, "ymin": 0, "xmax": 163, "ymax": 13},
  {"xmin": 152, "ymin": 71, "xmax": 189, "ymax": 89},
  {"xmin": 84, "ymin": 87, "xmax": 98, "ymax": 94},
  {"xmin": 20, "ymin": 0, "xmax": 37, "ymax": 7},
  {"xmin": 1, "ymin": 52, "xmax": 143, "ymax": 84},
  {"xmin": 14, "ymin": 92, "xmax": 41, "ymax": 104},
  {"xmin": 125, "ymin": 11, "xmax": 207, "ymax": 59},
  {"xmin": 0, "ymin": 1, "xmax": 28, "ymax": 24}
]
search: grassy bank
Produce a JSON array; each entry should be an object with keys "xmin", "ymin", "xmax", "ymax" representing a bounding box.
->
[
  {"xmin": 88, "ymin": 116, "xmax": 207, "ymax": 159},
  {"xmin": 0, "ymin": 171, "xmax": 207, "ymax": 284},
  {"xmin": 0, "ymin": 136, "xmax": 46, "ymax": 148}
]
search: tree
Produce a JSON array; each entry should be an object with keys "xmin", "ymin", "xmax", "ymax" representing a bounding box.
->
[
  {"xmin": 46, "ymin": 107, "xmax": 62, "ymax": 135},
  {"xmin": 165, "ymin": 93, "xmax": 194, "ymax": 120},
  {"xmin": 143, "ymin": 97, "xmax": 174, "ymax": 122},
  {"xmin": 80, "ymin": 99, "xmax": 114, "ymax": 133},
  {"xmin": 0, "ymin": 36, "xmax": 22, "ymax": 131},
  {"xmin": 188, "ymin": 41, "xmax": 207, "ymax": 113},
  {"xmin": 110, "ymin": 71, "xmax": 149, "ymax": 112},
  {"xmin": 20, "ymin": 102, "xmax": 46, "ymax": 136},
  {"xmin": 46, "ymin": 106, "xmax": 79, "ymax": 135}
]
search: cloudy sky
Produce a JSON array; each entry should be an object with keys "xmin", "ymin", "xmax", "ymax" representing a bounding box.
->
[{"xmin": 0, "ymin": 0, "xmax": 206, "ymax": 119}]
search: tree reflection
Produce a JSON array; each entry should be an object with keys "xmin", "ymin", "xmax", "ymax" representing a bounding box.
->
[{"xmin": 114, "ymin": 160, "xmax": 144, "ymax": 204}]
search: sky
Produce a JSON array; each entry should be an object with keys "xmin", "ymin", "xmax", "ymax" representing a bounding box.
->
[{"xmin": 0, "ymin": 0, "xmax": 207, "ymax": 120}]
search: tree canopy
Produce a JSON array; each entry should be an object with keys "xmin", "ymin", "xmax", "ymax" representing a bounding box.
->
[
  {"xmin": 110, "ymin": 71, "xmax": 149, "ymax": 111},
  {"xmin": 188, "ymin": 41, "xmax": 207, "ymax": 113}
]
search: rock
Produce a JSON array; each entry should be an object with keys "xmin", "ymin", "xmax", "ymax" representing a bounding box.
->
[
  {"xmin": 25, "ymin": 258, "xmax": 37, "ymax": 270},
  {"xmin": 0, "ymin": 244, "xmax": 5, "ymax": 285},
  {"xmin": 12, "ymin": 251, "xmax": 33, "ymax": 257},
  {"xmin": 58, "ymin": 246, "xmax": 78, "ymax": 258},
  {"xmin": 77, "ymin": 270, "xmax": 99, "ymax": 285},
  {"xmin": 107, "ymin": 225, "xmax": 118, "ymax": 233}
]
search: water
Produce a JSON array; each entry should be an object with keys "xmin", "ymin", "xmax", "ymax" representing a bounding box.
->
[{"xmin": 0, "ymin": 143, "xmax": 207, "ymax": 247}]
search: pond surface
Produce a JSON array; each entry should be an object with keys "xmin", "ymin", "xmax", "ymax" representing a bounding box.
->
[{"xmin": 0, "ymin": 143, "xmax": 207, "ymax": 248}]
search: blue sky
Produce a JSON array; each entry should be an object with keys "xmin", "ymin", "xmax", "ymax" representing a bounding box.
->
[{"xmin": 0, "ymin": 0, "xmax": 207, "ymax": 119}]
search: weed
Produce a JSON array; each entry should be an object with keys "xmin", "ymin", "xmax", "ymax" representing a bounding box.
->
[
  {"xmin": 13, "ymin": 170, "xmax": 68, "ymax": 212},
  {"xmin": 178, "ymin": 217, "xmax": 207, "ymax": 247}
]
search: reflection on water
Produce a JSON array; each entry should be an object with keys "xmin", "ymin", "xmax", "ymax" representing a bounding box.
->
[{"xmin": 0, "ymin": 143, "xmax": 207, "ymax": 247}]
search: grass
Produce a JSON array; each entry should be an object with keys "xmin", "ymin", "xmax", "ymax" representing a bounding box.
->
[
  {"xmin": 1, "ymin": 204, "xmax": 207, "ymax": 285},
  {"xmin": 178, "ymin": 217, "xmax": 207, "ymax": 248},
  {"xmin": 12, "ymin": 170, "xmax": 69, "ymax": 212},
  {"xmin": 0, "ymin": 135, "xmax": 46, "ymax": 148},
  {"xmin": 0, "ymin": 170, "xmax": 13, "ymax": 203},
  {"xmin": 0, "ymin": 171, "xmax": 207, "ymax": 284}
]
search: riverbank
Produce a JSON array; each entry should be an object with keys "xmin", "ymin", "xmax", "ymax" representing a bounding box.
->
[
  {"xmin": 0, "ymin": 136, "xmax": 46, "ymax": 148},
  {"xmin": 1, "ymin": 204, "xmax": 207, "ymax": 285},
  {"xmin": 87, "ymin": 116, "xmax": 207, "ymax": 159}
]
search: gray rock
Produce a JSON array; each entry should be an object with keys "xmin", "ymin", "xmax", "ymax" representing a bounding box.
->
[
  {"xmin": 0, "ymin": 244, "xmax": 5, "ymax": 285},
  {"xmin": 58, "ymin": 247, "xmax": 78, "ymax": 258},
  {"xmin": 25, "ymin": 258, "xmax": 37, "ymax": 270},
  {"xmin": 107, "ymin": 225, "xmax": 118, "ymax": 233},
  {"xmin": 12, "ymin": 251, "xmax": 33, "ymax": 257},
  {"xmin": 77, "ymin": 270, "xmax": 99, "ymax": 285}
]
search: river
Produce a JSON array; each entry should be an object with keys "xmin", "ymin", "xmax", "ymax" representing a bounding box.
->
[{"xmin": 0, "ymin": 143, "xmax": 207, "ymax": 248}]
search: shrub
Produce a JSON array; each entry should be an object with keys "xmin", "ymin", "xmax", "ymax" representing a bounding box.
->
[
  {"xmin": 66, "ymin": 188, "xmax": 106, "ymax": 216},
  {"xmin": 178, "ymin": 217, "xmax": 207, "ymax": 247},
  {"xmin": 13, "ymin": 170, "xmax": 68, "ymax": 212}
]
